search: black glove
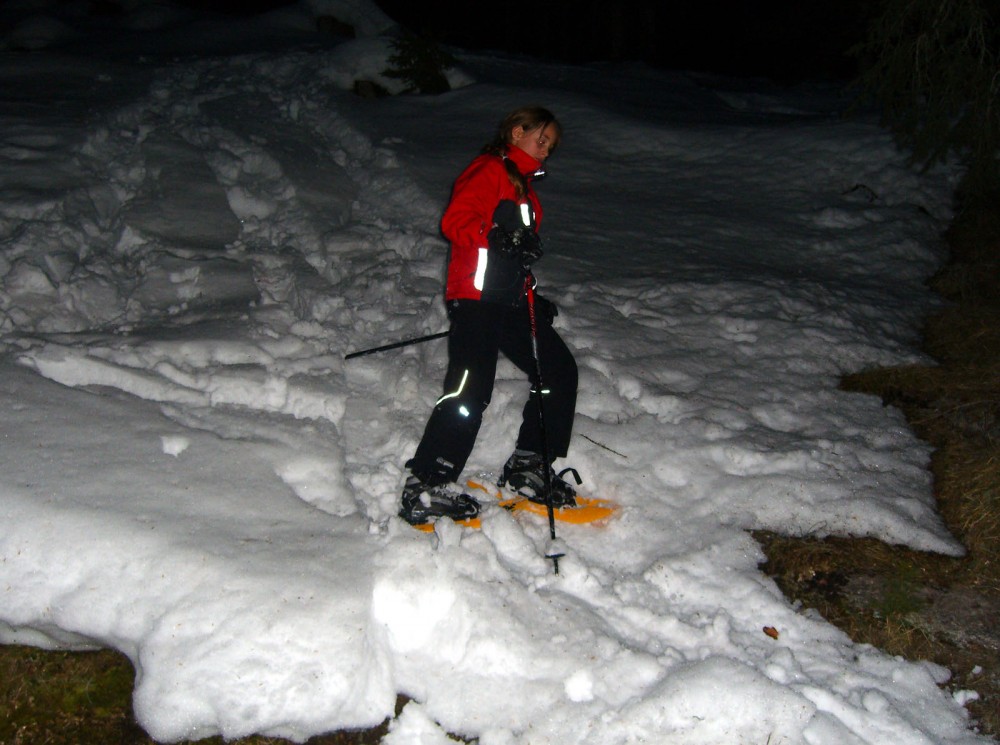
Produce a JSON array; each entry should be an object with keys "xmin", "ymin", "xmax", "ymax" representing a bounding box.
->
[
  {"xmin": 489, "ymin": 199, "xmax": 542, "ymax": 265},
  {"xmin": 492, "ymin": 199, "xmax": 533, "ymax": 231},
  {"xmin": 487, "ymin": 225, "xmax": 543, "ymax": 264}
]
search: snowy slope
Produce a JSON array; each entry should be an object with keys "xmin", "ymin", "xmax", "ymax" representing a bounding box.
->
[{"xmin": 0, "ymin": 2, "xmax": 986, "ymax": 743}]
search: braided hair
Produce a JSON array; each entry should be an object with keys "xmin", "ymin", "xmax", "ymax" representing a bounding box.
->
[{"xmin": 482, "ymin": 106, "xmax": 562, "ymax": 198}]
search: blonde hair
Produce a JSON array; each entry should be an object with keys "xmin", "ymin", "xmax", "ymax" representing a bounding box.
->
[{"xmin": 482, "ymin": 106, "xmax": 561, "ymax": 198}]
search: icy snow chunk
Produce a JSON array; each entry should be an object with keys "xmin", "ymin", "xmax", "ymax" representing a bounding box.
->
[
  {"xmin": 161, "ymin": 435, "xmax": 190, "ymax": 457},
  {"xmin": 564, "ymin": 669, "xmax": 595, "ymax": 702},
  {"xmin": 275, "ymin": 456, "xmax": 357, "ymax": 517},
  {"xmin": 953, "ymin": 689, "xmax": 980, "ymax": 706},
  {"xmin": 226, "ymin": 185, "xmax": 278, "ymax": 221}
]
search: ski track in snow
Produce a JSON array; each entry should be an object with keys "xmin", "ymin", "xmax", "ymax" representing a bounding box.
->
[
  {"xmin": 0, "ymin": 23, "xmax": 985, "ymax": 745},
  {"xmin": 6, "ymin": 48, "xmax": 448, "ymax": 519}
]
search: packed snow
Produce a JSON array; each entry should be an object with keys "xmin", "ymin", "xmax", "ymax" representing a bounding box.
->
[{"xmin": 0, "ymin": 1, "xmax": 987, "ymax": 743}]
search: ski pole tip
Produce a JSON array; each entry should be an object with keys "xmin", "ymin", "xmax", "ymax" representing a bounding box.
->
[
  {"xmin": 546, "ymin": 539, "xmax": 566, "ymax": 574},
  {"xmin": 547, "ymin": 551, "xmax": 565, "ymax": 574}
]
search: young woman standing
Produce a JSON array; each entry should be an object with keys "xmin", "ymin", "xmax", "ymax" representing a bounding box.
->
[{"xmin": 399, "ymin": 106, "xmax": 579, "ymax": 526}]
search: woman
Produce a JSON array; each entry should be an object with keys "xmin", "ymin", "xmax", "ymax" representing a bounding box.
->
[{"xmin": 399, "ymin": 106, "xmax": 580, "ymax": 526}]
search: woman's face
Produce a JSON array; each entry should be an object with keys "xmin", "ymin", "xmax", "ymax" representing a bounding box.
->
[{"xmin": 511, "ymin": 122, "xmax": 559, "ymax": 162}]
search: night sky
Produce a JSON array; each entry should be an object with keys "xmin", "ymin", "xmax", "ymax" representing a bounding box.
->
[
  {"xmin": 371, "ymin": 0, "xmax": 874, "ymax": 82},
  {"xmin": 168, "ymin": 0, "xmax": 875, "ymax": 83}
]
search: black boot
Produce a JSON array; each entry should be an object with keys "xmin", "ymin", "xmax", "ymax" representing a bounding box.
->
[
  {"xmin": 499, "ymin": 450, "xmax": 577, "ymax": 508},
  {"xmin": 398, "ymin": 474, "xmax": 481, "ymax": 526}
]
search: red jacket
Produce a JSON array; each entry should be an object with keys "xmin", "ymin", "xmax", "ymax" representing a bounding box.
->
[{"xmin": 441, "ymin": 145, "xmax": 543, "ymax": 301}]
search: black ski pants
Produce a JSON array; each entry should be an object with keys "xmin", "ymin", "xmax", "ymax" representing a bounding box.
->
[{"xmin": 408, "ymin": 298, "xmax": 577, "ymax": 484}]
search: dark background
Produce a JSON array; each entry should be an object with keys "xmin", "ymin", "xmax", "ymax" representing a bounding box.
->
[
  {"xmin": 166, "ymin": 0, "xmax": 877, "ymax": 84},
  {"xmin": 370, "ymin": 0, "xmax": 874, "ymax": 83}
]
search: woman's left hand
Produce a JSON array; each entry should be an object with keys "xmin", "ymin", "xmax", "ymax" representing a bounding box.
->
[{"xmin": 487, "ymin": 226, "xmax": 543, "ymax": 264}]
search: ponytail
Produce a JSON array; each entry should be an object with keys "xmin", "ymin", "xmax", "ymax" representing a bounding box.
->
[{"xmin": 499, "ymin": 156, "xmax": 529, "ymax": 199}]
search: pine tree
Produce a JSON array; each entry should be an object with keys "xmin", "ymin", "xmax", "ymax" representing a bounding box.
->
[
  {"xmin": 853, "ymin": 0, "xmax": 999, "ymax": 201},
  {"xmin": 383, "ymin": 33, "xmax": 455, "ymax": 95}
]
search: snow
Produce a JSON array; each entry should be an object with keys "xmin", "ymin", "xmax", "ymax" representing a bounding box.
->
[{"xmin": 0, "ymin": 1, "xmax": 987, "ymax": 743}]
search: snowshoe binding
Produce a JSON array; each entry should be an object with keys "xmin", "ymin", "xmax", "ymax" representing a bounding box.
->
[
  {"xmin": 499, "ymin": 450, "xmax": 580, "ymax": 508},
  {"xmin": 398, "ymin": 474, "xmax": 481, "ymax": 527}
]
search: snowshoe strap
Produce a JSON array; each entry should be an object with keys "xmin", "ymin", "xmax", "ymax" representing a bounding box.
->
[{"xmin": 557, "ymin": 467, "xmax": 583, "ymax": 486}]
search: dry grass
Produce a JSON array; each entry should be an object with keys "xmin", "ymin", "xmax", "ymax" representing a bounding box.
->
[
  {"xmin": 758, "ymin": 192, "xmax": 1000, "ymax": 737},
  {"xmin": 0, "ymin": 646, "xmax": 141, "ymax": 745}
]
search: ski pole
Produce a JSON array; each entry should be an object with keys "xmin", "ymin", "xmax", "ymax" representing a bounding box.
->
[
  {"xmin": 344, "ymin": 330, "xmax": 449, "ymax": 360},
  {"xmin": 525, "ymin": 272, "xmax": 564, "ymax": 575}
]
